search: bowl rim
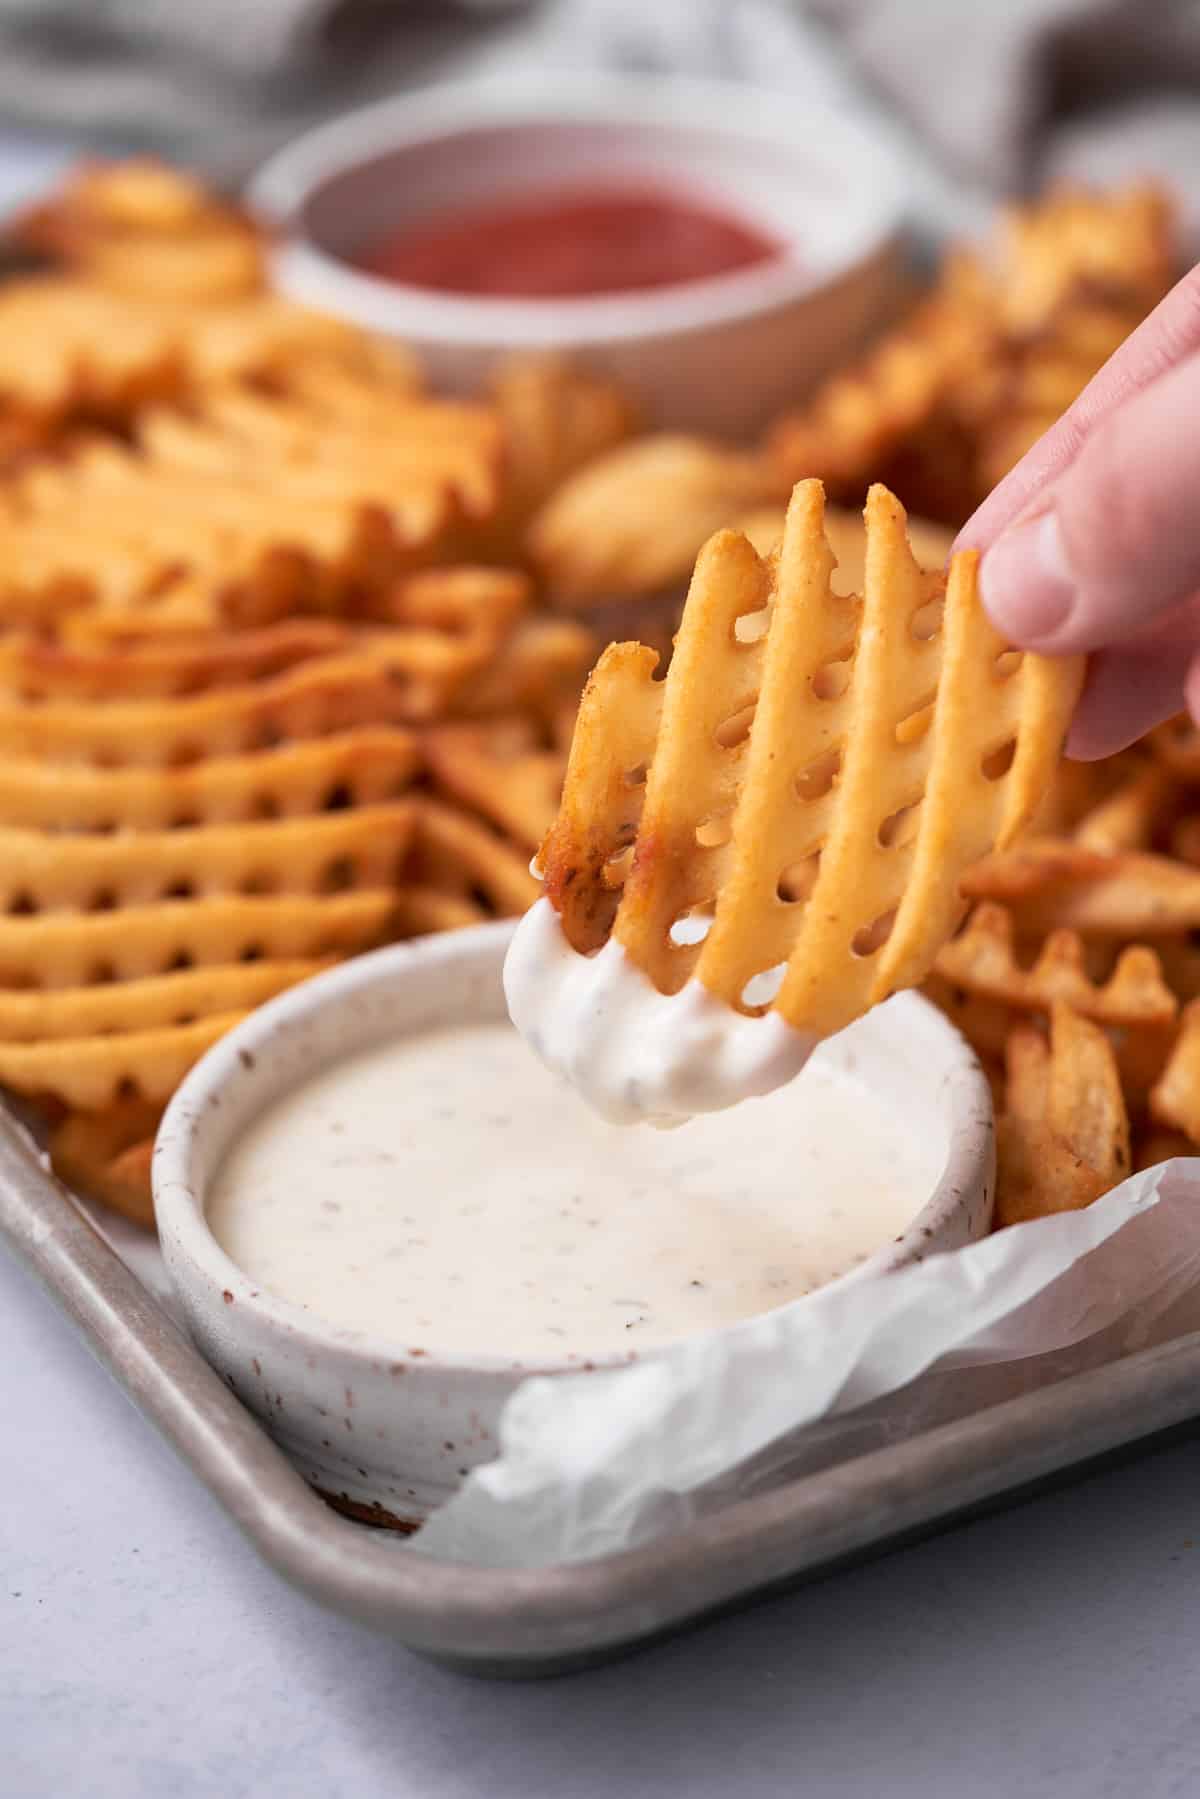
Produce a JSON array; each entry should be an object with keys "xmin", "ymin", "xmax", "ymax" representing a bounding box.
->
[
  {"xmin": 248, "ymin": 71, "xmax": 907, "ymax": 348},
  {"xmin": 153, "ymin": 921, "xmax": 994, "ymax": 1381}
]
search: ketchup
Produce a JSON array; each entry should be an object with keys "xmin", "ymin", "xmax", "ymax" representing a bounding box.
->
[{"xmin": 356, "ymin": 184, "xmax": 782, "ymax": 300}]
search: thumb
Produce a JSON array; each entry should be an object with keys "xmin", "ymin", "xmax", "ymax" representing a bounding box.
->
[{"xmin": 979, "ymin": 347, "xmax": 1200, "ymax": 655}]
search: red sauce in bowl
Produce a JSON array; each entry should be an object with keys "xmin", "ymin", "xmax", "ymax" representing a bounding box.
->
[{"xmin": 355, "ymin": 184, "xmax": 783, "ymax": 300}]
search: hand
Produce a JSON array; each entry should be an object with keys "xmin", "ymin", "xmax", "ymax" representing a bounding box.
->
[{"xmin": 957, "ymin": 265, "xmax": 1200, "ymax": 759}]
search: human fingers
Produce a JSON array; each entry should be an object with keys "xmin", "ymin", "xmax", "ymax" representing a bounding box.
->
[
  {"xmin": 958, "ymin": 262, "xmax": 1200, "ymax": 553},
  {"xmin": 977, "ymin": 347, "xmax": 1200, "ymax": 655},
  {"xmin": 1065, "ymin": 634, "xmax": 1190, "ymax": 761}
]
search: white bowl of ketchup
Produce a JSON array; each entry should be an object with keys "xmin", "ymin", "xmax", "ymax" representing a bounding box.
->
[
  {"xmin": 249, "ymin": 74, "xmax": 909, "ymax": 436},
  {"xmin": 153, "ymin": 923, "xmax": 994, "ymax": 1533}
]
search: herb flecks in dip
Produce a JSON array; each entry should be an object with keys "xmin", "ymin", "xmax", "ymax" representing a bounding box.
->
[{"xmin": 208, "ymin": 1022, "xmax": 940, "ymax": 1359}]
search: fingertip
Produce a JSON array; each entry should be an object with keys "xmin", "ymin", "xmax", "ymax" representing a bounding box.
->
[
  {"xmin": 979, "ymin": 511, "xmax": 1074, "ymax": 648},
  {"xmin": 1068, "ymin": 644, "xmax": 1188, "ymax": 761}
]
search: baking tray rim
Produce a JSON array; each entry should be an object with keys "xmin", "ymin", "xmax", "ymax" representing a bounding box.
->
[{"xmin": 6, "ymin": 1101, "xmax": 1200, "ymax": 1677}]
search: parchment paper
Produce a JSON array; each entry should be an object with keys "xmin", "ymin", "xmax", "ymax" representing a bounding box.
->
[{"xmin": 413, "ymin": 1160, "xmax": 1200, "ymax": 1567}]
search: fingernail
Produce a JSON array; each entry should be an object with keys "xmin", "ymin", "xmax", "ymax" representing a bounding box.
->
[{"xmin": 980, "ymin": 510, "xmax": 1074, "ymax": 643}]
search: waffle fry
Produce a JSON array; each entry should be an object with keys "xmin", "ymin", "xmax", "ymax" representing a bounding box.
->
[
  {"xmin": 1071, "ymin": 760, "xmax": 1177, "ymax": 854},
  {"xmin": 0, "ymin": 728, "xmax": 419, "ymax": 833},
  {"xmin": 453, "ymin": 616, "xmax": 596, "ymax": 721},
  {"xmin": 0, "ymin": 802, "xmax": 415, "ymax": 913},
  {"xmin": 16, "ymin": 159, "xmax": 266, "ymax": 301},
  {"xmin": 995, "ymin": 1004, "xmax": 1131, "ymax": 1227},
  {"xmin": 425, "ymin": 720, "xmax": 564, "ymax": 854},
  {"xmin": 0, "ymin": 382, "xmax": 504, "ymax": 629},
  {"xmin": 142, "ymin": 381, "xmax": 501, "ymax": 521},
  {"xmin": 768, "ymin": 289, "xmax": 988, "ymax": 500},
  {"xmin": 768, "ymin": 184, "xmax": 1177, "ymax": 523},
  {"xmin": 0, "ymin": 891, "xmax": 400, "ymax": 988},
  {"xmin": 391, "ymin": 887, "xmax": 491, "ymax": 937},
  {"xmin": 49, "ymin": 1097, "xmax": 164, "ymax": 1227},
  {"xmin": 541, "ymin": 481, "xmax": 1083, "ymax": 1037},
  {"xmin": 0, "ymin": 619, "xmax": 351, "ymax": 701},
  {"xmin": 0, "ymin": 279, "xmax": 182, "ymax": 428},
  {"xmin": 933, "ymin": 903, "xmax": 1177, "ymax": 1029},
  {"xmin": 530, "ymin": 435, "xmax": 788, "ymax": 608},
  {"xmin": 736, "ymin": 504, "xmax": 954, "ymax": 596},
  {"xmin": 484, "ymin": 355, "xmax": 637, "ymax": 551},
  {"xmin": 1134, "ymin": 1126, "xmax": 1193, "ymax": 1173},
  {"xmin": 992, "ymin": 184, "xmax": 1174, "ymax": 336},
  {"xmin": 410, "ymin": 800, "xmax": 541, "ymax": 918},
  {"xmin": 1150, "ymin": 1003, "xmax": 1200, "ymax": 1143},
  {"xmin": 0, "ymin": 962, "xmax": 325, "ymax": 1042},
  {"xmin": 0, "ymin": 1013, "xmax": 244, "ymax": 1109},
  {"xmin": 1151, "ymin": 716, "xmax": 1200, "ymax": 777},
  {"xmin": 962, "ymin": 841, "xmax": 1200, "ymax": 936},
  {"xmin": 0, "ymin": 615, "xmax": 527, "ymax": 766}
]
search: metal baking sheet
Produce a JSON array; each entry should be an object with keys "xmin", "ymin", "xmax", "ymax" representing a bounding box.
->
[{"xmin": 7, "ymin": 1103, "xmax": 1200, "ymax": 1679}]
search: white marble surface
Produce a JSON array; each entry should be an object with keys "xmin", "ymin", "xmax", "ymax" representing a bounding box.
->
[{"xmin": 5, "ymin": 1234, "xmax": 1200, "ymax": 1799}]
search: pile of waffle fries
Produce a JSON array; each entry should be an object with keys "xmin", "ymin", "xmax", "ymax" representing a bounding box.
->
[
  {"xmin": 0, "ymin": 161, "xmax": 611, "ymax": 1222},
  {"xmin": 0, "ymin": 157, "xmax": 1189, "ymax": 1231}
]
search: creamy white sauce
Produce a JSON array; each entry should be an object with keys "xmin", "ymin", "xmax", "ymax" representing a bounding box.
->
[
  {"xmin": 504, "ymin": 898, "xmax": 816, "ymax": 1127},
  {"xmin": 208, "ymin": 1020, "xmax": 942, "ymax": 1359}
]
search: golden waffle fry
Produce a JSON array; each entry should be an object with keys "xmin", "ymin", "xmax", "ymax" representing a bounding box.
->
[
  {"xmin": 142, "ymin": 381, "xmax": 502, "ymax": 521},
  {"xmin": 1134, "ymin": 1126, "xmax": 1193, "ymax": 1172},
  {"xmin": 49, "ymin": 1096, "xmax": 164, "ymax": 1227},
  {"xmin": 921, "ymin": 973, "xmax": 1017, "ymax": 1064},
  {"xmin": 529, "ymin": 434, "xmax": 788, "ymax": 608},
  {"xmin": 0, "ymin": 1012, "xmax": 243, "ymax": 1108},
  {"xmin": 487, "ymin": 355, "xmax": 637, "ymax": 540},
  {"xmin": 0, "ymin": 615, "xmax": 523, "ymax": 766},
  {"xmin": 16, "ymin": 159, "xmax": 265, "ymax": 300},
  {"xmin": 1151, "ymin": 715, "xmax": 1200, "ymax": 776},
  {"xmin": 924, "ymin": 967, "xmax": 1174, "ymax": 1113},
  {"xmin": 933, "ymin": 903, "xmax": 1177, "ymax": 1028},
  {"xmin": 0, "ymin": 961, "xmax": 324, "ymax": 1041},
  {"xmin": 0, "ymin": 279, "xmax": 183, "ymax": 426},
  {"xmin": 0, "ymin": 618, "xmax": 351, "ymax": 700},
  {"xmin": 995, "ymin": 1003, "xmax": 1131, "ymax": 1227},
  {"xmin": 768, "ymin": 184, "xmax": 1176, "ymax": 523},
  {"xmin": 0, "ymin": 802, "xmax": 415, "ymax": 913},
  {"xmin": 0, "ymin": 451, "xmax": 387, "ymax": 627},
  {"xmin": 993, "ymin": 184, "xmax": 1174, "ymax": 336},
  {"xmin": 0, "ymin": 727, "xmax": 420, "ymax": 833},
  {"xmin": 541, "ymin": 481, "xmax": 1083, "ymax": 1037},
  {"xmin": 1150, "ymin": 1002, "xmax": 1200, "ymax": 1143},
  {"xmin": 1071, "ymin": 759, "xmax": 1177, "ymax": 853},
  {"xmin": 0, "ymin": 890, "xmax": 399, "ymax": 988},
  {"xmin": 453, "ymin": 615, "xmax": 596, "ymax": 721},
  {"xmin": 0, "ymin": 382, "xmax": 506, "ymax": 628},
  {"xmin": 391, "ymin": 886, "xmax": 490, "ymax": 937},
  {"xmin": 734, "ymin": 504, "xmax": 954, "ymax": 597},
  {"xmin": 961, "ymin": 841, "xmax": 1200, "ymax": 936},
  {"xmin": 424, "ymin": 720, "xmax": 564, "ymax": 854},
  {"xmin": 1169, "ymin": 815, "xmax": 1200, "ymax": 867},
  {"xmin": 410, "ymin": 800, "xmax": 541, "ymax": 918}
]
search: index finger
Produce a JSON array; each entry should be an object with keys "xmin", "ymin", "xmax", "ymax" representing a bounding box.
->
[{"xmin": 956, "ymin": 262, "xmax": 1200, "ymax": 553}]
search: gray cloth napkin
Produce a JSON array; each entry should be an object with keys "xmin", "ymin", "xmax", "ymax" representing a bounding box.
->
[{"xmin": 0, "ymin": 0, "xmax": 1196, "ymax": 238}]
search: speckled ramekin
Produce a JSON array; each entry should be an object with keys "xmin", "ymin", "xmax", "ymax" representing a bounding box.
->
[{"xmin": 153, "ymin": 923, "xmax": 994, "ymax": 1529}]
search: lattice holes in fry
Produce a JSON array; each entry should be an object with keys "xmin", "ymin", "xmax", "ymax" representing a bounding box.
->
[{"xmin": 539, "ymin": 481, "xmax": 1084, "ymax": 1038}]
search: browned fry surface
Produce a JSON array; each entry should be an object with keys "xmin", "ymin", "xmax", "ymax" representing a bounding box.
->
[
  {"xmin": 540, "ymin": 480, "xmax": 1083, "ymax": 1036},
  {"xmin": 994, "ymin": 1003, "xmax": 1131, "ymax": 1227},
  {"xmin": 0, "ymin": 157, "xmax": 1187, "ymax": 1231}
]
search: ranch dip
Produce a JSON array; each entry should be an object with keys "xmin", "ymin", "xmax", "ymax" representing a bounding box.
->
[{"xmin": 208, "ymin": 1020, "xmax": 942, "ymax": 1359}]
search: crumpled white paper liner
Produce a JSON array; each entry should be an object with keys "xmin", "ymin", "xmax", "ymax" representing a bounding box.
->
[{"xmin": 412, "ymin": 1159, "xmax": 1200, "ymax": 1568}]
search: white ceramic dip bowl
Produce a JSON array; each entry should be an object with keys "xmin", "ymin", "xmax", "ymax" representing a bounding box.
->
[
  {"xmin": 249, "ymin": 74, "xmax": 908, "ymax": 437},
  {"xmin": 153, "ymin": 922, "xmax": 994, "ymax": 1530}
]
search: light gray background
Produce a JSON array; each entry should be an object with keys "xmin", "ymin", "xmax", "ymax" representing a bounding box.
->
[{"xmin": 6, "ymin": 1240, "xmax": 1200, "ymax": 1799}]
